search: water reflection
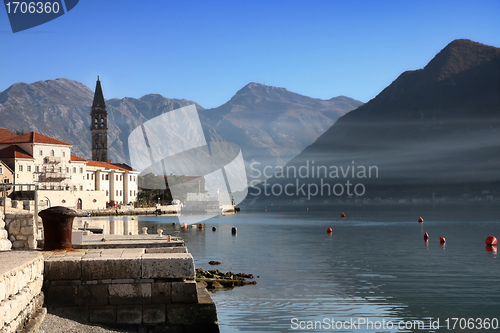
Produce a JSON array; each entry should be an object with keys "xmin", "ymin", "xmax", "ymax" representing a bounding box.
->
[
  {"xmin": 74, "ymin": 217, "xmax": 140, "ymax": 235},
  {"xmin": 76, "ymin": 206, "xmax": 500, "ymax": 333}
]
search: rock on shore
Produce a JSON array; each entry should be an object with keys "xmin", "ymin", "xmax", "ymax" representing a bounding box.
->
[{"xmin": 196, "ymin": 268, "xmax": 257, "ymax": 290}]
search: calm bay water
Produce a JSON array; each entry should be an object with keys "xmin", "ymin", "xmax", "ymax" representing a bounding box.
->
[{"xmin": 81, "ymin": 205, "xmax": 500, "ymax": 332}]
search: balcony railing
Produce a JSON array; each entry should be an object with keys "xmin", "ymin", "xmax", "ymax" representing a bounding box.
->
[
  {"xmin": 44, "ymin": 156, "xmax": 62, "ymax": 164},
  {"xmin": 40, "ymin": 172, "xmax": 67, "ymax": 181}
]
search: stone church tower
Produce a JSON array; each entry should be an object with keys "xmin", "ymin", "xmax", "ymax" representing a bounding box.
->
[{"xmin": 90, "ymin": 76, "xmax": 108, "ymax": 162}]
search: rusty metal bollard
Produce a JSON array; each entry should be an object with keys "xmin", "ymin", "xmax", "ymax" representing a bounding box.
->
[{"xmin": 39, "ymin": 206, "xmax": 78, "ymax": 250}]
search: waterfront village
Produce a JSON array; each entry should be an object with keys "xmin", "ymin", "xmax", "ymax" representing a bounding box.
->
[
  {"xmin": 0, "ymin": 77, "xmax": 139, "ymax": 212},
  {"xmin": 0, "ymin": 78, "xmax": 224, "ymax": 333}
]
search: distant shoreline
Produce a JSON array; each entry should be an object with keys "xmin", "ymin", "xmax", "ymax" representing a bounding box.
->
[{"xmin": 77, "ymin": 206, "xmax": 179, "ymax": 217}]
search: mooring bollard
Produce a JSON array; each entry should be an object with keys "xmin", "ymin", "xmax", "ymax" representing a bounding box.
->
[
  {"xmin": 142, "ymin": 227, "xmax": 148, "ymax": 234},
  {"xmin": 157, "ymin": 229, "xmax": 163, "ymax": 237},
  {"xmin": 38, "ymin": 206, "xmax": 78, "ymax": 250}
]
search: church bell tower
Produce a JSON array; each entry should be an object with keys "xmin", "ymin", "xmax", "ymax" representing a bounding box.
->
[{"xmin": 91, "ymin": 76, "xmax": 108, "ymax": 162}]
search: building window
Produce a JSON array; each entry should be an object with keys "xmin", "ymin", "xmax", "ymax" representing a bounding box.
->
[
  {"xmin": 35, "ymin": 166, "xmax": 39, "ymax": 172},
  {"xmin": 66, "ymin": 167, "xmax": 69, "ymax": 173},
  {"xmin": 120, "ymin": 175, "xmax": 123, "ymax": 181},
  {"xmin": 80, "ymin": 168, "xmax": 83, "ymax": 173},
  {"xmin": 0, "ymin": 167, "xmax": 3, "ymax": 174},
  {"xmin": 27, "ymin": 165, "xmax": 31, "ymax": 172},
  {"xmin": 51, "ymin": 150, "xmax": 54, "ymax": 157},
  {"xmin": 106, "ymin": 190, "xmax": 108, "ymax": 196},
  {"xmin": 91, "ymin": 174, "xmax": 94, "ymax": 180},
  {"xmin": 79, "ymin": 186, "xmax": 83, "ymax": 191},
  {"xmin": 120, "ymin": 190, "xmax": 122, "ymax": 196},
  {"xmin": 73, "ymin": 167, "xmax": 76, "ymax": 173},
  {"xmin": 19, "ymin": 165, "xmax": 23, "ymax": 172},
  {"xmin": 59, "ymin": 167, "xmax": 62, "ymax": 172},
  {"xmin": 39, "ymin": 150, "xmax": 43, "ymax": 156},
  {"xmin": 62, "ymin": 152, "xmax": 66, "ymax": 157},
  {"xmin": 116, "ymin": 175, "xmax": 118, "ymax": 181},
  {"xmin": 43, "ymin": 166, "xmax": 47, "ymax": 172},
  {"xmin": 105, "ymin": 174, "xmax": 109, "ymax": 180},
  {"xmin": 87, "ymin": 174, "xmax": 89, "ymax": 180}
]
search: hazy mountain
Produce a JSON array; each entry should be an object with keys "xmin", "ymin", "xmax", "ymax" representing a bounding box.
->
[
  {"xmin": 200, "ymin": 83, "xmax": 363, "ymax": 178},
  {"xmin": 0, "ymin": 79, "xmax": 93, "ymax": 157},
  {"xmin": 259, "ymin": 39, "xmax": 500, "ymax": 202},
  {"xmin": 0, "ymin": 79, "xmax": 361, "ymax": 179}
]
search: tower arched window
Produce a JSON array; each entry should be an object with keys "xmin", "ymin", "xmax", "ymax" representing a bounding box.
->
[{"xmin": 51, "ymin": 150, "xmax": 54, "ymax": 157}]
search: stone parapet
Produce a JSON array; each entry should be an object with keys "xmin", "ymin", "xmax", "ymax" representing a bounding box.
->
[{"xmin": 0, "ymin": 251, "xmax": 44, "ymax": 333}]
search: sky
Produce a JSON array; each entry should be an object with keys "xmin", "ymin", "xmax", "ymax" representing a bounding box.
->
[{"xmin": 1, "ymin": 0, "xmax": 499, "ymax": 109}]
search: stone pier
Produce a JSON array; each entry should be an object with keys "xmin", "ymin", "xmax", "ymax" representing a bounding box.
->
[
  {"xmin": 43, "ymin": 246, "xmax": 219, "ymax": 332},
  {"xmin": 1, "ymin": 220, "xmax": 220, "ymax": 333}
]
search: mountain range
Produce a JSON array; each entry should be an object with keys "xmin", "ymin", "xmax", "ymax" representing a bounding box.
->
[
  {"xmin": 0, "ymin": 79, "xmax": 362, "ymax": 178},
  {"xmin": 259, "ymin": 39, "xmax": 500, "ymax": 202}
]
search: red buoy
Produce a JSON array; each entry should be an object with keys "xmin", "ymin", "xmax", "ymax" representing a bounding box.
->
[
  {"xmin": 327, "ymin": 228, "xmax": 333, "ymax": 233},
  {"xmin": 418, "ymin": 216, "xmax": 424, "ymax": 223},
  {"xmin": 265, "ymin": 209, "xmax": 267, "ymax": 212},
  {"xmin": 439, "ymin": 237, "xmax": 446, "ymax": 244},
  {"xmin": 340, "ymin": 213, "xmax": 346, "ymax": 218},
  {"xmin": 423, "ymin": 231, "xmax": 429, "ymax": 240},
  {"xmin": 182, "ymin": 223, "xmax": 188, "ymax": 228},
  {"xmin": 485, "ymin": 236, "xmax": 497, "ymax": 246}
]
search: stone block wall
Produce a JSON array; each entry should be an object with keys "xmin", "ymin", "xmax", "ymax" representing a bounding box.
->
[
  {"xmin": 3, "ymin": 213, "xmax": 37, "ymax": 250},
  {"xmin": 0, "ymin": 212, "xmax": 12, "ymax": 251},
  {"xmin": 0, "ymin": 251, "xmax": 44, "ymax": 333},
  {"xmin": 43, "ymin": 249, "xmax": 219, "ymax": 332}
]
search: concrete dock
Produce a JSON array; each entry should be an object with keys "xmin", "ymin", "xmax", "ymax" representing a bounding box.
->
[
  {"xmin": 43, "ymin": 246, "xmax": 219, "ymax": 332},
  {"xmin": 1, "ymin": 237, "xmax": 220, "ymax": 333}
]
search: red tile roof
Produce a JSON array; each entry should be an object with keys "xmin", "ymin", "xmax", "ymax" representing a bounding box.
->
[
  {"xmin": 70, "ymin": 154, "xmax": 87, "ymax": 162},
  {"xmin": 0, "ymin": 131, "xmax": 71, "ymax": 146},
  {"xmin": 0, "ymin": 145, "xmax": 33, "ymax": 159},
  {"xmin": 86, "ymin": 160, "xmax": 129, "ymax": 171},
  {"xmin": 0, "ymin": 128, "xmax": 19, "ymax": 142}
]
